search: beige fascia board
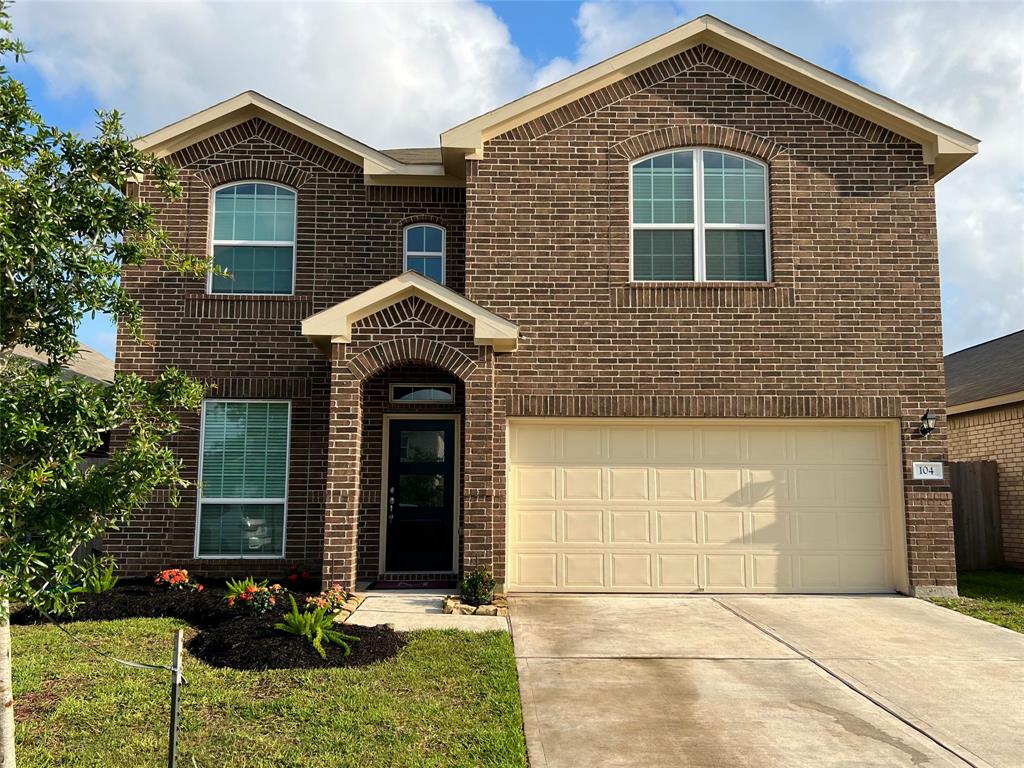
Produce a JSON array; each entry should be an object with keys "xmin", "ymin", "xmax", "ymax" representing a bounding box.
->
[
  {"xmin": 947, "ymin": 390, "xmax": 1024, "ymax": 415},
  {"xmin": 301, "ymin": 271, "xmax": 518, "ymax": 352},
  {"xmin": 442, "ymin": 15, "xmax": 978, "ymax": 180},
  {"xmin": 133, "ymin": 91, "xmax": 405, "ymax": 172}
]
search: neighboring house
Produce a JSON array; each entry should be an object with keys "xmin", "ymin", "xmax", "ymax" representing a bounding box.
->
[
  {"xmin": 946, "ymin": 330, "xmax": 1024, "ymax": 567},
  {"xmin": 108, "ymin": 16, "xmax": 979, "ymax": 598}
]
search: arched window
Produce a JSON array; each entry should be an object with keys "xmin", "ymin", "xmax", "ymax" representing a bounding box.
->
[
  {"xmin": 404, "ymin": 224, "xmax": 445, "ymax": 284},
  {"xmin": 210, "ymin": 182, "xmax": 296, "ymax": 295},
  {"xmin": 631, "ymin": 149, "xmax": 769, "ymax": 282}
]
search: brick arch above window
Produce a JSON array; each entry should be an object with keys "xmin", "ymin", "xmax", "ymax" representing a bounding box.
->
[
  {"xmin": 396, "ymin": 213, "xmax": 447, "ymax": 229},
  {"xmin": 611, "ymin": 124, "xmax": 787, "ymax": 165},
  {"xmin": 196, "ymin": 159, "xmax": 311, "ymax": 190},
  {"xmin": 346, "ymin": 338, "xmax": 478, "ymax": 382}
]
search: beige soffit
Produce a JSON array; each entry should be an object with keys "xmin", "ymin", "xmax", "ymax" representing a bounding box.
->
[
  {"xmin": 133, "ymin": 91, "xmax": 461, "ymax": 185},
  {"xmin": 947, "ymin": 390, "xmax": 1024, "ymax": 416},
  {"xmin": 301, "ymin": 271, "xmax": 519, "ymax": 353},
  {"xmin": 441, "ymin": 15, "xmax": 979, "ymax": 180}
]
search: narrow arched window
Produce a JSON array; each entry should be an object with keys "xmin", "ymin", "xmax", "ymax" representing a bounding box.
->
[
  {"xmin": 631, "ymin": 149, "xmax": 768, "ymax": 282},
  {"xmin": 404, "ymin": 224, "xmax": 445, "ymax": 284},
  {"xmin": 210, "ymin": 182, "xmax": 296, "ymax": 295}
]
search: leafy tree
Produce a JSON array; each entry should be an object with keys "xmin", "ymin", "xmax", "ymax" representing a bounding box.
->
[{"xmin": 0, "ymin": 5, "xmax": 208, "ymax": 764}]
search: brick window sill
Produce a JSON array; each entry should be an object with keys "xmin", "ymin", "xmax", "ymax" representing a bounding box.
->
[
  {"xmin": 613, "ymin": 282, "xmax": 793, "ymax": 308},
  {"xmin": 185, "ymin": 292, "xmax": 313, "ymax": 319}
]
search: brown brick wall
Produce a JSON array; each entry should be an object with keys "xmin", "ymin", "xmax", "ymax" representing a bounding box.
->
[
  {"xmin": 948, "ymin": 403, "xmax": 1024, "ymax": 566},
  {"xmin": 467, "ymin": 43, "xmax": 953, "ymax": 592},
  {"xmin": 112, "ymin": 42, "xmax": 956, "ymax": 594},
  {"xmin": 109, "ymin": 119, "xmax": 465, "ymax": 579}
]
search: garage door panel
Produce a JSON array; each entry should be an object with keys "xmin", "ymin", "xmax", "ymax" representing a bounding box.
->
[
  {"xmin": 705, "ymin": 511, "xmax": 746, "ymax": 545},
  {"xmin": 508, "ymin": 421, "xmax": 900, "ymax": 593},
  {"xmin": 515, "ymin": 466, "xmax": 557, "ymax": 500},
  {"xmin": 611, "ymin": 554, "xmax": 652, "ymax": 588},
  {"xmin": 609, "ymin": 510, "xmax": 651, "ymax": 543},
  {"xmin": 656, "ymin": 510, "xmax": 698, "ymax": 544},
  {"xmin": 518, "ymin": 509, "xmax": 557, "ymax": 544},
  {"xmin": 658, "ymin": 554, "xmax": 699, "ymax": 588},
  {"xmin": 564, "ymin": 554, "xmax": 605, "ymax": 588},
  {"xmin": 702, "ymin": 468, "xmax": 744, "ymax": 503},
  {"xmin": 563, "ymin": 467, "xmax": 603, "ymax": 499},
  {"xmin": 564, "ymin": 509, "xmax": 604, "ymax": 543},
  {"xmin": 654, "ymin": 468, "xmax": 697, "ymax": 500}
]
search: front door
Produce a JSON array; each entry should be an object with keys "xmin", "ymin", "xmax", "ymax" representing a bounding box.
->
[{"xmin": 385, "ymin": 418, "xmax": 456, "ymax": 572}]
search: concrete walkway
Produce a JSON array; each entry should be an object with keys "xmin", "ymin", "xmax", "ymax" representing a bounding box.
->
[
  {"xmin": 346, "ymin": 591, "xmax": 509, "ymax": 632},
  {"xmin": 510, "ymin": 595, "xmax": 1024, "ymax": 768}
]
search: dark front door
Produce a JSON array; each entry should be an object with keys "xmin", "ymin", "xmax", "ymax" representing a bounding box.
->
[{"xmin": 385, "ymin": 418, "xmax": 456, "ymax": 572}]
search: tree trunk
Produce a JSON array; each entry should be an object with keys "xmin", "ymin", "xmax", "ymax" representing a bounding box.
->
[{"xmin": 0, "ymin": 603, "xmax": 14, "ymax": 768}]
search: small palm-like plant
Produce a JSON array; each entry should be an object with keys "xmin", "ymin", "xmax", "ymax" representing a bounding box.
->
[
  {"xmin": 274, "ymin": 595, "xmax": 360, "ymax": 658},
  {"xmin": 70, "ymin": 554, "xmax": 120, "ymax": 595}
]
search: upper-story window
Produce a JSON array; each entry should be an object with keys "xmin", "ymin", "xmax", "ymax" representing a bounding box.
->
[
  {"xmin": 631, "ymin": 149, "xmax": 768, "ymax": 282},
  {"xmin": 210, "ymin": 182, "xmax": 296, "ymax": 295},
  {"xmin": 404, "ymin": 224, "xmax": 445, "ymax": 284}
]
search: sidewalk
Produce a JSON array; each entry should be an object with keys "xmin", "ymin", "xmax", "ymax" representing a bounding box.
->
[{"xmin": 346, "ymin": 590, "xmax": 510, "ymax": 632}]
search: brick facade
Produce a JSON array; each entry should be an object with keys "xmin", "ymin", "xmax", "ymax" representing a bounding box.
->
[
  {"xmin": 948, "ymin": 403, "xmax": 1024, "ymax": 566},
  {"xmin": 110, "ymin": 41, "xmax": 956, "ymax": 595}
]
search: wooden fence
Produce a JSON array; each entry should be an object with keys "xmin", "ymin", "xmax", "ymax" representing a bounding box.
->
[{"xmin": 949, "ymin": 460, "xmax": 1003, "ymax": 571}]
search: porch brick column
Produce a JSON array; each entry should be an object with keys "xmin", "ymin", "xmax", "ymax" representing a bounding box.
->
[
  {"xmin": 323, "ymin": 343, "xmax": 361, "ymax": 589},
  {"xmin": 462, "ymin": 349, "xmax": 495, "ymax": 575}
]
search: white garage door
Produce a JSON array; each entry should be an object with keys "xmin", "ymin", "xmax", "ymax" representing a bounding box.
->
[{"xmin": 507, "ymin": 420, "xmax": 905, "ymax": 593}]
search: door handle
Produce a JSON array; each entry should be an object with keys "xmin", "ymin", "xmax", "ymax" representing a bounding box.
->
[{"xmin": 388, "ymin": 486, "xmax": 395, "ymax": 523}]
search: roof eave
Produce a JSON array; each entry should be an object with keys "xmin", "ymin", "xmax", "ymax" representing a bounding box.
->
[{"xmin": 441, "ymin": 16, "xmax": 979, "ymax": 179}]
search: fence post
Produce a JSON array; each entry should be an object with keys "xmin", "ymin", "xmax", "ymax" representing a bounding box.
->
[{"xmin": 167, "ymin": 630, "xmax": 183, "ymax": 768}]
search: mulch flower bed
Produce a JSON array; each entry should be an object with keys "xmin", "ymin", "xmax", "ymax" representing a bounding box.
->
[
  {"xmin": 187, "ymin": 613, "xmax": 405, "ymax": 670},
  {"xmin": 12, "ymin": 579, "xmax": 406, "ymax": 671}
]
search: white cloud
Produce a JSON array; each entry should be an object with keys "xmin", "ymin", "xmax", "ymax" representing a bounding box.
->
[
  {"xmin": 14, "ymin": 0, "xmax": 1021, "ymax": 353},
  {"xmin": 13, "ymin": 0, "xmax": 532, "ymax": 147}
]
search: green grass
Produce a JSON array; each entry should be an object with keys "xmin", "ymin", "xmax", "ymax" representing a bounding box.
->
[
  {"xmin": 932, "ymin": 569, "xmax": 1024, "ymax": 633},
  {"xmin": 12, "ymin": 619, "xmax": 526, "ymax": 768}
]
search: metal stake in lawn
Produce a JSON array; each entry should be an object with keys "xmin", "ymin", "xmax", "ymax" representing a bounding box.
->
[{"xmin": 167, "ymin": 630, "xmax": 184, "ymax": 768}]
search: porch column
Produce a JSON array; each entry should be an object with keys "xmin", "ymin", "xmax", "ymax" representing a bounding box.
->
[
  {"xmin": 323, "ymin": 343, "xmax": 361, "ymax": 589},
  {"xmin": 462, "ymin": 348, "xmax": 495, "ymax": 575}
]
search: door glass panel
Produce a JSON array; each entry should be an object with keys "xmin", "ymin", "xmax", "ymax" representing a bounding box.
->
[
  {"xmin": 400, "ymin": 430, "xmax": 446, "ymax": 462},
  {"xmin": 399, "ymin": 474, "xmax": 444, "ymax": 507}
]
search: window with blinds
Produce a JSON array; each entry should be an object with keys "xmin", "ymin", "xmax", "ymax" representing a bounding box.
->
[
  {"xmin": 197, "ymin": 401, "xmax": 290, "ymax": 557},
  {"xmin": 631, "ymin": 149, "xmax": 769, "ymax": 282}
]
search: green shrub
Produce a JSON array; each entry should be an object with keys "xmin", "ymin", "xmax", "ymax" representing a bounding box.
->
[
  {"xmin": 274, "ymin": 595, "xmax": 359, "ymax": 658},
  {"xmin": 460, "ymin": 568, "xmax": 496, "ymax": 606},
  {"xmin": 70, "ymin": 554, "xmax": 120, "ymax": 595}
]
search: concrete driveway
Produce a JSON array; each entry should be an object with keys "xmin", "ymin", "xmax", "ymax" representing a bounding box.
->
[{"xmin": 510, "ymin": 595, "xmax": 1024, "ymax": 768}]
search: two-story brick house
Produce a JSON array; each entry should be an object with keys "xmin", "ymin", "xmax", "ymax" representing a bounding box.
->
[{"xmin": 108, "ymin": 16, "xmax": 978, "ymax": 597}]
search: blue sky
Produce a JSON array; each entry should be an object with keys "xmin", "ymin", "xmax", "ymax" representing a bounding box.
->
[{"xmin": 10, "ymin": 0, "xmax": 1022, "ymax": 359}]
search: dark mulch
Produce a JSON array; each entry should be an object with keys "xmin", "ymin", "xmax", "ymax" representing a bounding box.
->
[
  {"xmin": 11, "ymin": 579, "xmax": 407, "ymax": 670},
  {"xmin": 187, "ymin": 613, "xmax": 406, "ymax": 670},
  {"xmin": 11, "ymin": 580, "xmax": 240, "ymax": 628}
]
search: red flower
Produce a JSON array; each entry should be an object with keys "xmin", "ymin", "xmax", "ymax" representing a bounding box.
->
[{"xmin": 197, "ymin": 584, "xmax": 204, "ymax": 592}]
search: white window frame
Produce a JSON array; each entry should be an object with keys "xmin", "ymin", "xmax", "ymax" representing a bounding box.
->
[
  {"xmin": 389, "ymin": 383, "xmax": 456, "ymax": 404},
  {"xmin": 403, "ymin": 223, "xmax": 446, "ymax": 285},
  {"xmin": 207, "ymin": 180, "xmax": 297, "ymax": 296},
  {"xmin": 629, "ymin": 147, "xmax": 771, "ymax": 283},
  {"xmin": 194, "ymin": 399, "xmax": 291, "ymax": 559}
]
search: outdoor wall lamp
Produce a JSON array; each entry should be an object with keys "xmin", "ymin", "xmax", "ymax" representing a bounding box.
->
[{"xmin": 919, "ymin": 409, "xmax": 937, "ymax": 436}]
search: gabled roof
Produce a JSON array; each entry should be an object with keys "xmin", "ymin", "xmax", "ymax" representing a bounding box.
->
[
  {"xmin": 11, "ymin": 343, "xmax": 115, "ymax": 384},
  {"xmin": 441, "ymin": 15, "xmax": 979, "ymax": 180},
  {"xmin": 301, "ymin": 271, "xmax": 519, "ymax": 353},
  {"xmin": 946, "ymin": 330, "xmax": 1024, "ymax": 413},
  {"xmin": 133, "ymin": 91, "xmax": 460, "ymax": 185}
]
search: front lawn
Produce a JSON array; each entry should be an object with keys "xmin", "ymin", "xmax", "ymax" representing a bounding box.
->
[
  {"xmin": 932, "ymin": 569, "xmax": 1024, "ymax": 633},
  {"xmin": 13, "ymin": 619, "xmax": 526, "ymax": 768}
]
